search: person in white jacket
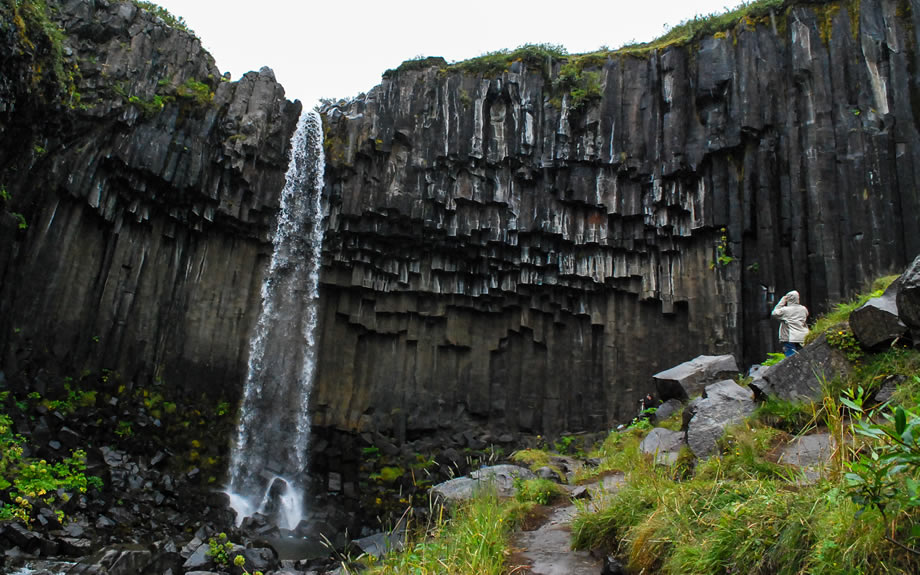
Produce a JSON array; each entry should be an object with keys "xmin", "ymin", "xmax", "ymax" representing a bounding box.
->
[{"xmin": 771, "ymin": 290, "xmax": 809, "ymax": 356}]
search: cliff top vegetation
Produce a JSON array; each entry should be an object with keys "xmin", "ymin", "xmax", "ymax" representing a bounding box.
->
[{"xmin": 385, "ymin": 0, "xmax": 849, "ymax": 80}]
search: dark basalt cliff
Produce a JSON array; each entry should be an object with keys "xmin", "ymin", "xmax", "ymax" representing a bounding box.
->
[
  {"xmin": 1, "ymin": 0, "xmax": 919, "ymax": 443},
  {"xmin": 0, "ymin": 0, "xmax": 300, "ymax": 404},
  {"xmin": 316, "ymin": 0, "xmax": 920, "ymax": 435}
]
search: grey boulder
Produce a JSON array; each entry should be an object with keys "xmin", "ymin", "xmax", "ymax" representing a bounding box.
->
[
  {"xmin": 430, "ymin": 464, "xmax": 535, "ymax": 503},
  {"xmin": 749, "ymin": 334, "xmax": 853, "ymax": 402},
  {"xmin": 686, "ymin": 380, "xmax": 756, "ymax": 458},
  {"xmin": 850, "ymin": 278, "xmax": 907, "ymax": 348},
  {"xmin": 654, "ymin": 355, "xmax": 739, "ymax": 401}
]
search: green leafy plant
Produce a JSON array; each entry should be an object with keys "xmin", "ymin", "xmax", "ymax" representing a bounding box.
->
[
  {"xmin": 1, "ymin": 408, "xmax": 102, "ymax": 525},
  {"xmin": 207, "ymin": 532, "xmax": 234, "ymax": 566},
  {"xmin": 115, "ymin": 420, "xmax": 133, "ymax": 438},
  {"xmin": 554, "ymin": 435, "xmax": 576, "ymax": 454},
  {"xmin": 176, "ymin": 78, "xmax": 213, "ymax": 106},
  {"xmin": 826, "ymin": 328, "xmax": 864, "ymax": 362},
  {"xmin": 514, "ymin": 477, "xmax": 564, "ymax": 505},
  {"xmin": 710, "ymin": 227, "xmax": 734, "ymax": 269},
  {"xmin": 553, "ymin": 61, "xmax": 602, "ymax": 111},
  {"xmin": 843, "ymin": 392, "xmax": 920, "ymax": 551},
  {"xmin": 762, "ymin": 352, "xmax": 786, "ymax": 367}
]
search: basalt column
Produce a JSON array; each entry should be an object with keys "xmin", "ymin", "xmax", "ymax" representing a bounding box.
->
[{"xmin": 315, "ymin": 0, "xmax": 920, "ymax": 437}]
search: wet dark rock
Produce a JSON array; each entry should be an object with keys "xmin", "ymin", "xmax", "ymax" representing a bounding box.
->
[
  {"xmin": 851, "ymin": 279, "xmax": 907, "ymax": 348},
  {"xmin": 67, "ymin": 544, "xmax": 153, "ymax": 574},
  {"xmin": 602, "ymin": 555, "xmax": 627, "ymax": 575},
  {"xmin": 181, "ymin": 543, "xmax": 212, "ymax": 571},
  {"xmin": 873, "ymin": 376, "xmax": 905, "ymax": 405},
  {"xmin": 149, "ymin": 451, "xmax": 167, "ymax": 467},
  {"xmin": 535, "ymin": 466, "xmax": 558, "ymax": 481},
  {"xmin": 777, "ymin": 434, "xmax": 836, "ymax": 483},
  {"xmin": 180, "ymin": 537, "xmax": 204, "ymax": 559},
  {"xmin": 898, "ymin": 255, "xmax": 920, "ymax": 343},
  {"xmin": 652, "ymin": 398, "xmax": 684, "ymax": 423},
  {"xmin": 2, "ymin": 521, "xmax": 44, "ymax": 551},
  {"xmin": 59, "ymin": 537, "xmax": 95, "ymax": 556},
  {"xmin": 233, "ymin": 546, "xmax": 279, "ymax": 574},
  {"xmin": 749, "ymin": 334, "xmax": 853, "ymax": 402}
]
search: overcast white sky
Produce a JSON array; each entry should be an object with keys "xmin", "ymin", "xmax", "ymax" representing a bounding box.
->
[{"xmin": 151, "ymin": 0, "xmax": 740, "ymax": 107}]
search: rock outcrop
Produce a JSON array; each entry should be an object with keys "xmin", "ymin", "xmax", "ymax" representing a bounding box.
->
[
  {"xmin": 0, "ymin": 0, "xmax": 300, "ymax": 404},
  {"xmin": 898, "ymin": 255, "xmax": 920, "ymax": 343},
  {"xmin": 850, "ymin": 278, "xmax": 907, "ymax": 348},
  {"xmin": 749, "ymin": 333, "xmax": 853, "ymax": 401}
]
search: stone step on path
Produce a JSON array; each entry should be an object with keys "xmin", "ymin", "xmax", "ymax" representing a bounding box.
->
[{"xmin": 509, "ymin": 474, "xmax": 625, "ymax": 575}]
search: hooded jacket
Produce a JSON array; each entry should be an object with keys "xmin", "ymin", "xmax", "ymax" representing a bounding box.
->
[{"xmin": 771, "ymin": 290, "xmax": 809, "ymax": 344}]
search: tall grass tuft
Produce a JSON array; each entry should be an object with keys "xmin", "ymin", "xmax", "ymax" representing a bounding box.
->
[{"xmin": 367, "ymin": 487, "xmax": 519, "ymax": 575}]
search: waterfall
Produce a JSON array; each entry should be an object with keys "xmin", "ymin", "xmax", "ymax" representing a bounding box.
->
[{"xmin": 226, "ymin": 110, "xmax": 325, "ymax": 530}]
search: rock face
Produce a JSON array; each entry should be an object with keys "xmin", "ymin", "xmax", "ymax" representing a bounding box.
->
[
  {"xmin": 2, "ymin": 0, "xmax": 920, "ymax": 445},
  {"xmin": 898, "ymin": 255, "xmax": 920, "ymax": 343},
  {"xmin": 0, "ymin": 0, "xmax": 300, "ymax": 404},
  {"xmin": 316, "ymin": 0, "xmax": 920, "ymax": 435},
  {"xmin": 749, "ymin": 333, "xmax": 854, "ymax": 402}
]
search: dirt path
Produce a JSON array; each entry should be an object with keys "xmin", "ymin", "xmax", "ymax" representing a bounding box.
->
[
  {"xmin": 509, "ymin": 504, "xmax": 601, "ymax": 575},
  {"xmin": 508, "ymin": 474, "xmax": 625, "ymax": 575}
]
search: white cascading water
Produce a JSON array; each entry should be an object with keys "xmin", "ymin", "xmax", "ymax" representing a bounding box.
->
[{"xmin": 225, "ymin": 110, "xmax": 325, "ymax": 530}]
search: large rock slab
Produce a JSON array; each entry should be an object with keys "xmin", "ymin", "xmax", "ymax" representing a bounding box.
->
[
  {"xmin": 686, "ymin": 380, "xmax": 756, "ymax": 458},
  {"xmin": 653, "ymin": 355, "xmax": 740, "ymax": 401},
  {"xmin": 430, "ymin": 464, "xmax": 535, "ymax": 503},
  {"xmin": 898, "ymin": 255, "xmax": 920, "ymax": 343},
  {"xmin": 749, "ymin": 334, "xmax": 853, "ymax": 402},
  {"xmin": 639, "ymin": 427, "xmax": 686, "ymax": 465},
  {"xmin": 851, "ymin": 278, "xmax": 907, "ymax": 348}
]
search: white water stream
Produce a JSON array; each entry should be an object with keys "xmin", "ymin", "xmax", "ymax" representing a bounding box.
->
[{"xmin": 225, "ymin": 110, "xmax": 326, "ymax": 530}]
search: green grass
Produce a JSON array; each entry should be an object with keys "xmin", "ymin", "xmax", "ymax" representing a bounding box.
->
[
  {"xmin": 133, "ymin": 1, "xmax": 193, "ymax": 34},
  {"xmin": 806, "ymin": 274, "xmax": 900, "ymax": 344},
  {"xmin": 755, "ymin": 396, "xmax": 817, "ymax": 434},
  {"xmin": 617, "ymin": 0, "xmax": 785, "ymax": 54},
  {"xmin": 515, "ymin": 477, "xmax": 565, "ymax": 505},
  {"xmin": 571, "ymin": 273, "xmax": 920, "ymax": 574},
  {"xmin": 364, "ymin": 488, "xmax": 523, "ymax": 575}
]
